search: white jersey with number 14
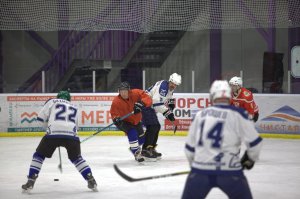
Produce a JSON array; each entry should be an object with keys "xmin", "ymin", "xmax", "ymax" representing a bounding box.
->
[{"xmin": 185, "ymin": 105, "xmax": 262, "ymax": 174}]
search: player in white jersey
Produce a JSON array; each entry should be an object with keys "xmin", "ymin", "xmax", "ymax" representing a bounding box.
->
[
  {"xmin": 22, "ymin": 91, "xmax": 97, "ymax": 192},
  {"xmin": 182, "ymin": 80, "xmax": 263, "ymax": 199},
  {"xmin": 141, "ymin": 73, "xmax": 181, "ymax": 160}
]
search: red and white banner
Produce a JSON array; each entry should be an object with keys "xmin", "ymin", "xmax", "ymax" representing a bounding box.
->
[{"xmin": 0, "ymin": 93, "xmax": 299, "ymax": 135}]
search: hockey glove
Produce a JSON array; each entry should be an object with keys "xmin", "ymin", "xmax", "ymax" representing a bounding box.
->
[
  {"xmin": 168, "ymin": 98, "xmax": 175, "ymax": 111},
  {"xmin": 113, "ymin": 117, "xmax": 122, "ymax": 126},
  {"xmin": 133, "ymin": 101, "xmax": 144, "ymax": 114},
  {"xmin": 163, "ymin": 110, "xmax": 175, "ymax": 121},
  {"xmin": 241, "ymin": 151, "xmax": 255, "ymax": 170},
  {"xmin": 253, "ymin": 112, "xmax": 259, "ymax": 122}
]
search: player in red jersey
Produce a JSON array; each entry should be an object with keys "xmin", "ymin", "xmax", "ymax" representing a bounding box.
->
[{"xmin": 229, "ymin": 76, "xmax": 259, "ymax": 122}]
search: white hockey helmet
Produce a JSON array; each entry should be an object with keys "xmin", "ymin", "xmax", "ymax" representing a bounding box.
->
[
  {"xmin": 169, "ymin": 73, "xmax": 182, "ymax": 85},
  {"xmin": 229, "ymin": 76, "xmax": 243, "ymax": 87},
  {"xmin": 209, "ymin": 80, "xmax": 231, "ymax": 101}
]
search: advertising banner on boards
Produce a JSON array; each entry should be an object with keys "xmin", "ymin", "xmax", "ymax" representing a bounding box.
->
[{"xmin": 0, "ymin": 93, "xmax": 299, "ymax": 135}]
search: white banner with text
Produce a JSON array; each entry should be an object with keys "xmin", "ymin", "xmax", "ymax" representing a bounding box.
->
[{"xmin": 0, "ymin": 93, "xmax": 299, "ymax": 135}]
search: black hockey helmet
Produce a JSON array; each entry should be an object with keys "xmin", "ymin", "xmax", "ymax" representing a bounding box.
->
[{"xmin": 118, "ymin": 81, "xmax": 130, "ymax": 90}]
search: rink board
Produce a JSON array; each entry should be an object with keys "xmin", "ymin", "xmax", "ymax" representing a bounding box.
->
[
  {"xmin": 0, "ymin": 93, "xmax": 300, "ymax": 138},
  {"xmin": 0, "ymin": 131, "xmax": 300, "ymax": 139}
]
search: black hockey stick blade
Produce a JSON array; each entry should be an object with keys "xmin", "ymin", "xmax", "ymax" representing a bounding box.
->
[
  {"xmin": 58, "ymin": 147, "xmax": 63, "ymax": 173},
  {"xmin": 173, "ymin": 125, "xmax": 177, "ymax": 134},
  {"xmin": 172, "ymin": 121, "xmax": 177, "ymax": 134},
  {"xmin": 58, "ymin": 164, "xmax": 62, "ymax": 173},
  {"xmin": 113, "ymin": 164, "xmax": 189, "ymax": 182}
]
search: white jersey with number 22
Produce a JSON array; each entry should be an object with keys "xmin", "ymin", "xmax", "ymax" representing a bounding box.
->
[{"xmin": 37, "ymin": 98, "xmax": 78, "ymax": 138}]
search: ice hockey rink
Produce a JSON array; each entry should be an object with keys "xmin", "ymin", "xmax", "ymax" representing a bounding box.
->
[{"xmin": 0, "ymin": 136, "xmax": 300, "ymax": 199}]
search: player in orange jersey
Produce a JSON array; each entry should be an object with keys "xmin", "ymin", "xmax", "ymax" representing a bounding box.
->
[{"xmin": 110, "ymin": 81, "xmax": 152, "ymax": 162}]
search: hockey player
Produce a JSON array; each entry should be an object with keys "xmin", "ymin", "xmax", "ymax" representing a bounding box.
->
[
  {"xmin": 110, "ymin": 81, "xmax": 152, "ymax": 162},
  {"xmin": 141, "ymin": 73, "xmax": 181, "ymax": 160},
  {"xmin": 22, "ymin": 91, "xmax": 97, "ymax": 192},
  {"xmin": 229, "ymin": 76, "xmax": 259, "ymax": 122},
  {"xmin": 182, "ymin": 80, "xmax": 263, "ymax": 199}
]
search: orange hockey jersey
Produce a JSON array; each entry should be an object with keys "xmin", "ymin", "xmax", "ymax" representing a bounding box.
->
[
  {"xmin": 110, "ymin": 89, "xmax": 152, "ymax": 125},
  {"xmin": 230, "ymin": 87, "xmax": 259, "ymax": 117}
]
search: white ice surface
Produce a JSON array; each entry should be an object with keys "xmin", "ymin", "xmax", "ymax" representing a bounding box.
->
[{"xmin": 0, "ymin": 136, "xmax": 300, "ymax": 199}]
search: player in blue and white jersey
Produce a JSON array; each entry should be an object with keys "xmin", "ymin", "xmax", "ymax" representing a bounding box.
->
[
  {"xmin": 141, "ymin": 73, "xmax": 181, "ymax": 160},
  {"xmin": 22, "ymin": 91, "xmax": 97, "ymax": 192},
  {"xmin": 182, "ymin": 80, "xmax": 263, "ymax": 199}
]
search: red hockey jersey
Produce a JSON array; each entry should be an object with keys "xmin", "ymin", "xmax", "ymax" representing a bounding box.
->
[{"xmin": 230, "ymin": 87, "xmax": 259, "ymax": 117}]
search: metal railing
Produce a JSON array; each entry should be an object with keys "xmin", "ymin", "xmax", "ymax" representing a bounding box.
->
[{"xmin": 17, "ymin": 31, "xmax": 139, "ymax": 93}]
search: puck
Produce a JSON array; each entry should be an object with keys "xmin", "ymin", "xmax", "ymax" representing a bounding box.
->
[{"xmin": 54, "ymin": 179, "xmax": 59, "ymax": 181}]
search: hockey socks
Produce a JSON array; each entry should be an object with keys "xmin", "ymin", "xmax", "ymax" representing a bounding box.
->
[
  {"xmin": 127, "ymin": 128, "xmax": 140, "ymax": 154},
  {"xmin": 138, "ymin": 131, "xmax": 145, "ymax": 146},
  {"xmin": 143, "ymin": 124, "xmax": 160, "ymax": 149},
  {"xmin": 71, "ymin": 156, "xmax": 92, "ymax": 180},
  {"xmin": 28, "ymin": 152, "xmax": 45, "ymax": 178}
]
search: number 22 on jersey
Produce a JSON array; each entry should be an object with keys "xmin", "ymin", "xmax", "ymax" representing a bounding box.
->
[{"xmin": 55, "ymin": 104, "xmax": 77, "ymax": 123}]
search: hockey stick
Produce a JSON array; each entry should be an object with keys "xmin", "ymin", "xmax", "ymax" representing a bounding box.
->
[
  {"xmin": 172, "ymin": 121, "xmax": 177, "ymax": 134},
  {"xmin": 58, "ymin": 147, "xmax": 63, "ymax": 173},
  {"xmin": 81, "ymin": 112, "xmax": 134, "ymax": 143},
  {"xmin": 113, "ymin": 164, "xmax": 189, "ymax": 182}
]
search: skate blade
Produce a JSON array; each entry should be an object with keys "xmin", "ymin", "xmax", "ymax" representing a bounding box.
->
[
  {"xmin": 91, "ymin": 187, "xmax": 98, "ymax": 192},
  {"xmin": 136, "ymin": 161, "xmax": 145, "ymax": 165},
  {"xmin": 88, "ymin": 187, "xmax": 98, "ymax": 192},
  {"xmin": 143, "ymin": 157, "xmax": 157, "ymax": 162},
  {"xmin": 22, "ymin": 188, "xmax": 32, "ymax": 194}
]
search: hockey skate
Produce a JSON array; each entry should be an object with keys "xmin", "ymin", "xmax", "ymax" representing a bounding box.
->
[
  {"xmin": 152, "ymin": 147, "xmax": 162, "ymax": 160},
  {"xmin": 87, "ymin": 173, "xmax": 98, "ymax": 192},
  {"xmin": 22, "ymin": 174, "xmax": 38, "ymax": 193},
  {"xmin": 141, "ymin": 147, "xmax": 157, "ymax": 162},
  {"xmin": 134, "ymin": 148, "xmax": 145, "ymax": 163}
]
